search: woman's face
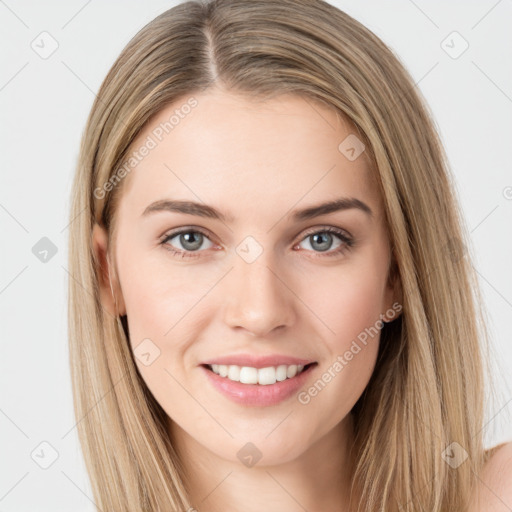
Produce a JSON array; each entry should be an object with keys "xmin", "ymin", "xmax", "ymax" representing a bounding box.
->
[{"xmin": 94, "ymin": 89, "xmax": 401, "ymax": 467}]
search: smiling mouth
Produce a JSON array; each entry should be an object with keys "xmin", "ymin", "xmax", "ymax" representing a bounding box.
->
[{"xmin": 202, "ymin": 362, "xmax": 317, "ymax": 386}]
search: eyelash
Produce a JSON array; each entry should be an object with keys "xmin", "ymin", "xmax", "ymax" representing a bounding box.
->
[{"xmin": 159, "ymin": 226, "xmax": 354, "ymax": 260}]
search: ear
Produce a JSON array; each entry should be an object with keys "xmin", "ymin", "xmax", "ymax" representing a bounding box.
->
[
  {"xmin": 91, "ymin": 223, "xmax": 126, "ymax": 317},
  {"xmin": 383, "ymin": 254, "xmax": 403, "ymax": 322}
]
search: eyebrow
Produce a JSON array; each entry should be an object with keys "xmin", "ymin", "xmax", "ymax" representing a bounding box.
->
[{"xmin": 141, "ymin": 197, "xmax": 373, "ymax": 223}]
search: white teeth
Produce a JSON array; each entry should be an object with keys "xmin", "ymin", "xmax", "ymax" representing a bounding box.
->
[
  {"xmin": 257, "ymin": 367, "xmax": 276, "ymax": 385},
  {"xmin": 240, "ymin": 366, "xmax": 258, "ymax": 384},
  {"xmin": 276, "ymin": 365, "xmax": 288, "ymax": 381},
  {"xmin": 209, "ymin": 363, "xmax": 309, "ymax": 385},
  {"xmin": 227, "ymin": 365, "xmax": 240, "ymax": 382},
  {"xmin": 287, "ymin": 365, "xmax": 297, "ymax": 378}
]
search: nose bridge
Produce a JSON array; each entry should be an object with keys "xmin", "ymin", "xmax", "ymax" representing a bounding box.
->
[{"xmin": 222, "ymin": 236, "xmax": 295, "ymax": 336}]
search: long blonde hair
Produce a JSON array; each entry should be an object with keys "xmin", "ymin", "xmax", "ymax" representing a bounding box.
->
[{"xmin": 67, "ymin": 0, "xmax": 498, "ymax": 510}]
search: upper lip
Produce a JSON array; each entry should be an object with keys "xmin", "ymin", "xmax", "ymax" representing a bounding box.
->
[{"xmin": 201, "ymin": 354, "xmax": 316, "ymax": 369}]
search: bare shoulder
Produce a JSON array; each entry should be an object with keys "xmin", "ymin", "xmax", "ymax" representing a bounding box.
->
[{"xmin": 469, "ymin": 441, "xmax": 512, "ymax": 512}]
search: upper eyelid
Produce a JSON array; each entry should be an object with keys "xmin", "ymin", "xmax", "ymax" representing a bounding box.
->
[
  {"xmin": 299, "ymin": 225, "xmax": 351, "ymax": 238},
  {"xmin": 160, "ymin": 226, "xmax": 213, "ymax": 242},
  {"xmin": 161, "ymin": 225, "xmax": 352, "ymax": 247}
]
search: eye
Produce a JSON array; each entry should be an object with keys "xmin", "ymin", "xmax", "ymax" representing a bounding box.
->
[
  {"xmin": 295, "ymin": 226, "xmax": 354, "ymax": 258},
  {"xmin": 160, "ymin": 228, "xmax": 215, "ymax": 259},
  {"xmin": 160, "ymin": 226, "xmax": 354, "ymax": 259}
]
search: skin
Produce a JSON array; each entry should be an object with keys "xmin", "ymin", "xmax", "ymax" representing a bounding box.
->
[
  {"xmin": 468, "ymin": 442, "xmax": 512, "ymax": 512},
  {"xmin": 93, "ymin": 87, "xmax": 403, "ymax": 511}
]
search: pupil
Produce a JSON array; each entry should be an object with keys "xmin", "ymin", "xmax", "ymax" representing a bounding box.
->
[
  {"xmin": 181, "ymin": 232, "xmax": 202, "ymax": 250},
  {"xmin": 311, "ymin": 232, "xmax": 332, "ymax": 252}
]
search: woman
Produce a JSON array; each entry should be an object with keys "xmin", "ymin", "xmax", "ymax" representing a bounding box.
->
[{"xmin": 67, "ymin": 0, "xmax": 512, "ymax": 510}]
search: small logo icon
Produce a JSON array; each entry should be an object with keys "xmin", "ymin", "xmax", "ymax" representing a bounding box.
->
[
  {"xmin": 236, "ymin": 236, "xmax": 263, "ymax": 264},
  {"xmin": 32, "ymin": 237, "xmax": 58, "ymax": 263},
  {"xmin": 442, "ymin": 441, "xmax": 469, "ymax": 468},
  {"xmin": 237, "ymin": 442, "xmax": 263, "ymax": 468},
  {"xmin": 338, "ymin": 134, "xmax": 365, "ymax": 161},
  {"xmin": 134, "ymin": 338, "xmax": 161, "ymax": 366},
  {"xmin": 444, "ymin": 237, "xmax": 467, "ymax": 264},
  {"xmin": 30, "ymin": 31, "xmax": 59, "ymax": 59},
  {"xmin": 441, "ymin": 31, "xmax": 469, "ymax": 59},
  {"xmin": 31, "ymin": 441, "xmax": 59, "ymax": 469}
]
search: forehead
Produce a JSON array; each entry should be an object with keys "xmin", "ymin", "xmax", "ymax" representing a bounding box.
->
[{"xmin": 117, "ymin": 89, "xmax": 381, "ymax": 223}]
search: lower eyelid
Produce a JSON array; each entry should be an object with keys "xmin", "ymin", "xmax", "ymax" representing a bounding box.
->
[{"xmin": 161, "ymin": 228, "xmax": 352, "ymax": 256}]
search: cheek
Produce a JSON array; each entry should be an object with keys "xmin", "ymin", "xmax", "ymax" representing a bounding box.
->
[
  {"xmin": 296, "ymin": 273, "xmax": 384, "ymax": 427},
  {"xmin": 116, "ymin": 254, "xmax": 209, "ymax": 417},
  {"xmin": 296, "ymin": 262, "xmax": 385, "ymax": 406},
  {"xmin": 116, "ymin": 248, "xmax": 223, "ymax": 401},
  {"xmin": 118, "ymin": 248, "xmax": 212, "ymax": 340},
  {"xmin": 305, "ymin": 262, "xmax": 387, "ymax": 348}
]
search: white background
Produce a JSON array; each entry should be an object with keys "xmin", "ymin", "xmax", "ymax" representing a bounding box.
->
[{"xmin": 1, "ymin": 1, "xmax": 511, "ymax": 510}]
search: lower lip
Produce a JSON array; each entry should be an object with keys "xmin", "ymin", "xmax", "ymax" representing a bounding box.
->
[{"xmin": 200, "ymin": 364, "xmax": 318, "ymax": 407}]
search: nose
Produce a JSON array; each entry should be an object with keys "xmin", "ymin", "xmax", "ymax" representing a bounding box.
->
[{"xmin": 222, "ymin": 252, "xmax": 296, "ymax": 338}]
